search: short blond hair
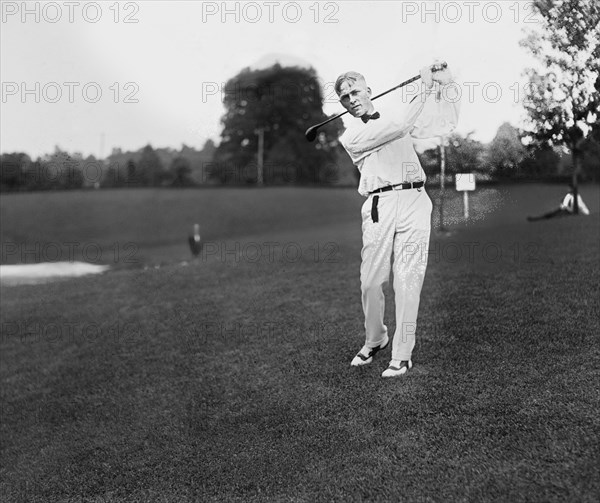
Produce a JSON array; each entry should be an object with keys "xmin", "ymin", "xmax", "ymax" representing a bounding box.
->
[{"xmin": 335, "ymin": 71, "xmax": 367, "ymax": 96}]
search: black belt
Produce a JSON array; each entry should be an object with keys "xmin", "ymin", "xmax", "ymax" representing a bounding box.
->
[{"xmin": 369, "ymin": 181, "xmax": 424, "ymax": 194}]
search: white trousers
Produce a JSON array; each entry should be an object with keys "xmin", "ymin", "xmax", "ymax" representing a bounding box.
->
[{"xmin": 360, "ymin": 188, "xmax": 432, "ymax": 361}]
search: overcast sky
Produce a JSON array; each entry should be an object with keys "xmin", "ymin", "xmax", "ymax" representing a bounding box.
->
[{"xmin": 1, "ymin": 0, "xmax": 543, "ymax": 158}]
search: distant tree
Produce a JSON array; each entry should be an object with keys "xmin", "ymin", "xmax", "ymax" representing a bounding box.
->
[
  {"xmin": 24, "ymin": 159, "xmax": 45, "ymax": 190},
  {"xmin": 61, "ymin": 159, "xmax": 84, "ymax": 189},
  {"xmin": 137, "ymin": 145, "xmax": 163, "ymax": 186},
  {"xmin": 416, "ymin": 146, "xmax": 440, "ymax": 180},
  {"xmin": 212, "ymin": 64, "xmax": 339, "ymax": 185},
  {"xmin": 182, "ymin": 139, "xmax": 217, "ymax": 184},
  {"xmin": 487, "ymin": 123, "xmax": 527, "ymax": 178},
  {"xmin": 75, "ymin": 154, "xmax": 101, "ymax": 188},
  {"xmin": 102, "ymin": 164, "xmax": 118, "ymax": 188},
  {"xmin": 581, "ymin": 122, "xmax": 600, "ymax": 182},
  {"xmin": 170, "ymin": 156, "xmax": 193, "ymax": 186},
  {"xmin": 520, "ymin": 0, "xmax": 600, "ymax": 211},
  {"xmin": 332, "ymin": 143, "xmax": 359, "ymax": 185},
  {"xmin": 39, "ymin": 147, "xmax": 84, "ymax": 190},
  {"xmin": 0, "ymin": 153, "xmax": 30, "ymax": 192},
  {"xmin": 312, "ymin": 119, "xmax": 348, "ymax": 185},
  {"xmin": 201, "ymin": 138, "xmax": 216, "ymax": 158},
  {"xmin": 154, "ymin": 147, "xmax": 179, "ymax": 174},
  {"xmin": 519, "ymin": 144, "xmax": 562, "ymax": 178},
  {"xmin": 126, "ymin": 159, "xmax": 140, "ymax": 186},
  {"xmin": 444, "ymin": 132, "xmax": 487, "ymax": 175}
]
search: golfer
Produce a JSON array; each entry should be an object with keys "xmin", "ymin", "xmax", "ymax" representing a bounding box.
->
[{"xmin": 336, "ymin": 63, "xmax": 460, "ymax": 377}]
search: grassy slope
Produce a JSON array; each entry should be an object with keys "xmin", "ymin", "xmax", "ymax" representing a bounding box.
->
[
  {"xmin": 1, "ymin": 185, "xmax": 599, "ymax": 502},
  {"xmin": 0, "ymin": 187, "xmax": 364, "ymax": 267}
]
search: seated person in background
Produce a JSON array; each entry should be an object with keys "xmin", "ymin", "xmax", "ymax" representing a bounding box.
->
[{"xmin": 527, "ymin": 184, "xmax": 590, "ymax": 221}]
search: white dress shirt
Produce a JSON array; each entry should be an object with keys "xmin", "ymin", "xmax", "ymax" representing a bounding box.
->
[{"xmin": 339, "ymin": 84, "xmax": 460, "ymax": 196}]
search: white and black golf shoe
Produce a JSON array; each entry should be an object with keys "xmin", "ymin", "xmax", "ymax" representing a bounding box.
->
[
  {"xmin": 381, "ymin": 360, "xmax": 413, "ymax": 378},
  {"xmin": 350, "ymin": 335, "xmax": 389, "ymax": 366}
]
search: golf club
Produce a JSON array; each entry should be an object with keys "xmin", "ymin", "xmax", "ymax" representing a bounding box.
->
[{"xmin": 305, "ymin": 62, "xmax": 448, "ymax": 142}]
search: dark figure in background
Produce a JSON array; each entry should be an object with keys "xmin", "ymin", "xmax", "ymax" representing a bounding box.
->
[
  {"xmin": 188, "ymin": 223, "xmax": 202, "ymax": 257},
  {"xmin": 527, "ymin": 185, "xmax": 590, "ymax": 221}
]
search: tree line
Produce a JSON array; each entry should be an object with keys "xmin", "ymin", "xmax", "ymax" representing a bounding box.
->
[
  {"xmin": 417, "ymin": 122, "xmax": 600, "ymax": 183},
  {"xmin": 0, "ymin": 141, "xmax": 215, "ymax": 192},
  {"xmin": 2, "ymin": 119, "xmax": 598, "ymax": 193}
]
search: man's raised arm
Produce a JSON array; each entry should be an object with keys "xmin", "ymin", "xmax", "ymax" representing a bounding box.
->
[{"xmin": 410, "ymin": 66, "xmax": 461, "ymax": 139}]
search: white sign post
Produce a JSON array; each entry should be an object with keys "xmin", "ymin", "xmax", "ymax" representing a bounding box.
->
[
  {"xmin": 439, "ymin": 136, "xmax": 447, "ymax": 231},
  {"xmin": 455, "ymin": 173, "xmax": 476, "ymax": 219}
]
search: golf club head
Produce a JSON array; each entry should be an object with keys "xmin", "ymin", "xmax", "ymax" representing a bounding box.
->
[{"xmin": 305, "ymin": 126, "xmax": 319, "ymax": 142}]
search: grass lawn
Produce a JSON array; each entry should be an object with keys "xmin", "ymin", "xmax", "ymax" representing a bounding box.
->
[{"xmin": 1, "ymin": 184, "xmax": 599, "ymax": 502}]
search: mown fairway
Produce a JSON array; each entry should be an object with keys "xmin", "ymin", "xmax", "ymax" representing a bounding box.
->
[{"xmin": 1, "ymin": 184, "xmax": 599, "ymax": 502}]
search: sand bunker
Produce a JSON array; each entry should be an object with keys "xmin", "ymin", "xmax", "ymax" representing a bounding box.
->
[{"xmin": 0, "ymin": 262, "xmax": 110, "ymax": 286}]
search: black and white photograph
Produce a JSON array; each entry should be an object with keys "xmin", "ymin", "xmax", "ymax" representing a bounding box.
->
[{"xmin": 1, "ymin": 1, "xmax": 599, "ymax": 501}]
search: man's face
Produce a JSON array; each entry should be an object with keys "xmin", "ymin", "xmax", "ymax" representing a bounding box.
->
[{"xmin": 337, "ymin": 79, "xmax": 373, "ymax": 118}]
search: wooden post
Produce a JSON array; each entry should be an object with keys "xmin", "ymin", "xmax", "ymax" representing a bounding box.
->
[
  {"xmin": 572, "ymin": 150, "xmax": 579, "ymax": 214},
  {"xmin": 257, "ymin": 127, "xmax": 264, "ymax": 186},
  {"xmin": 439, "ymin": 136, "xmax": 446, "ymax": 231}
]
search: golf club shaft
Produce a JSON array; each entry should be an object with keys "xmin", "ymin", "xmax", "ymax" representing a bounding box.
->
[
  {"xmin": 304, "ymin": 74, "xmax": 420, "ymax": 141},
  {"xmin": 371, "ymin": 74, "xmax": 421, "ymax": 101},
  {"xmin": 305, "ymin": 62, "xmax": 448, "ymax": 141}
]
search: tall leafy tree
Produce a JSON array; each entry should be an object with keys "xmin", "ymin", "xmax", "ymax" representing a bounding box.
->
[
  {"xmin": 137, "ymin": 144, "xmax": 164, "ymax": 186},
  {"xmin": 520, "ymin": 0, "xmax": 600, "ymax": 211},
  {"xmin": 519, "ymin": 145, "xmax": 562, "ymax": 178},
  {"xmin": 212, "ymin": 64, "xmax": 340, "ymax": 185},
  {"xmin": 444, "ymin": 132, "xmax": 487, "ymax": 175},
  {"xmin": 416, "ymin": 132, "xmax": 487, "ymax": 181},
  {"xmin": 0, "ymin": 153, "xmax": 30, "ymax": 192},
  {"xmin": 170, "ymin": 156, "xmax": 193, "ymax": 187},
  {"xmin": 39, "ymin": 147, "xmax": 84, "ymax": 190},
  {"xmin": 487, "ymin": 123, "xmax": 526, "ymax": 177}
]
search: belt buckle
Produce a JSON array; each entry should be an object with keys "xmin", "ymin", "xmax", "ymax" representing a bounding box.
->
[{"xmin": 392, "ymin": 183, "xmax": 403, "ymax": 191}]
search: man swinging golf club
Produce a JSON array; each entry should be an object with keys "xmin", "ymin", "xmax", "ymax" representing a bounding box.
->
[{"xmin": 336, "ymin": 62, "xmax": 460, "ymax": 377}]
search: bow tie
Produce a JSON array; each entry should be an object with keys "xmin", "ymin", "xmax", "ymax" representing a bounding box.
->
[{"xmin": 361, "ymin": 111, "xmax": 380, "ymax": 123}]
